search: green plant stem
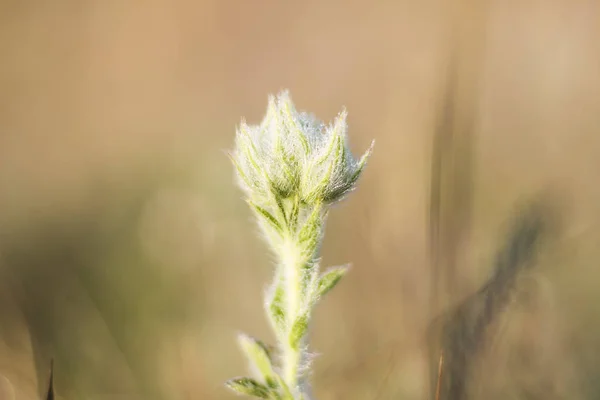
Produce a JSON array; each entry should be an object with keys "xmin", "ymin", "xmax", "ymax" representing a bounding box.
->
[{"xmin": 281, "ymin": 236, "xmax": 302, "ymax": 387}]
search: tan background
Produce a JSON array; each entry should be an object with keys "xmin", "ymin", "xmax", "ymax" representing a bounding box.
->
[{"xmin": 0, "ymin": 1, "xmax": 599, "ymax": 399}]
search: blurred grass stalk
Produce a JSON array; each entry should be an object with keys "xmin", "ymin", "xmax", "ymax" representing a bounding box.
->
[{"xmin": 427, "ymin": 0, "xmax": 485, "ymax": 398}]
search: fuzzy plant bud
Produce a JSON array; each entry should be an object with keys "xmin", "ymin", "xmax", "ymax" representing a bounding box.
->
[
  {"xmin": 226, "ymin": 90, "xmax": 373, "ymax": 400},
  {"xmin": 231, "ymin": 91, "xmax": 373, "ymax": 206}
]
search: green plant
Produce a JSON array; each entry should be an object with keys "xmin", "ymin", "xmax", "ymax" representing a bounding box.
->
[{"xmin": 226, "ymin": 91, "xmax": 373, "ymax": 399}]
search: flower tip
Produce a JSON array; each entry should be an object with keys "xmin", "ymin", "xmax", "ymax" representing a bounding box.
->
[
  {"xmin": 361, "ymin": 139, "xmax": 375, "ymax": 159},
  {"xmin": 266, "ymin": 94, "xmax": 277, "ymax": 108},
  {"xmin": 276, "ymin": 88, "xmax": 291, "ymax": 98},
  {"xmin": 333, "ymin": 109, "xmax": 348, "ymax": 132},
  {"xmin": 352, "ymin": 139, "xmax": 375, "ymax": 179},
  {"xmin": 237, "ymin": 118, "xmax": 249, "ymax": 133},
  {"xmin": 275, "ymin": 89, "xmax": 292, "ymax": 104},
  {"xmin": 236, "ymin": 332, "xmax": 256, "ymax": 349},
  {"xmin": 277, "ymin": 92, "xmax": 297, "ymax": 115},
  {"xmin": 367, "ymin": 139, "xmax": 376, "ymax": 153}
]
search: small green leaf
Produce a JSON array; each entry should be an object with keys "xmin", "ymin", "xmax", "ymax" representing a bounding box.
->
[
  {"xmin": 313, "ymin": 126, "xmax": 339, "ymax": 167},
  {"xmin": 229, "ymin": 153, "xmax": 253, "ymax": 188},
  {"xmin": 297, "ymin": 204, "xmax": 323, "ymax": 259},
  {"xmin": 273, "ymin": 132, "xmax": 298, "ymax": 197},
  {"xmin": 349, "ymin": 140, "xmax": 374, "ymax": 184},
  {"xmin": 239, "ymin": 125, "xmax": 264, "ymax": 177},
  {"xmin": 288, "ymin": 196, "xmax": 300, "ymax": 232},
  {"xmin": 282, "ymin": 100, "xmax": 310, "ymax": 156},
  {"xmin": 289, "ymin": 314, "xmax": 309, "ymax": 349},
  {"xmin": 238, "ymin": 334, "xmax": 277, "ymax": 387},
  {"xmin": 274, "ymin": 196, "xmax": 289, "ymax": 226},
  {"xmin": 275, "ymin": 375, "xmax": 294, "ymax": 400},
  {"xmin": 323, "ymin": 139, "xmax": 374, "ymax": 203},
  {"xmin": 302, "ymin": 265, "xmax": 320, "ymax": 306},
  {"xmin": 267, "ymin": 280, "xmax": 286, "ymax": 338},
  {"xmin": 301, "ymin": 131, "xmax": 338, "ymax": 204},
  {"xmin": 226, "ymin": 377, "xmax": 270, "ymax": 398},
  {"xmin": 317, "ymin": 265, "xmax": 349, "ymax": 297},
  {"xmin": 248, "ymin": 201, "xmax": 283, "ymax": 234},
  {"xmin": 308, "ymin": 134, "xmax": 342, "ymax": 202},
  {"xmin": 333, "ymin": 114, "xmax": 349, "ymax": 173}
]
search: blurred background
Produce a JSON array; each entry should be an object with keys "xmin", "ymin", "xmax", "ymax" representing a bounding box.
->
[{"xmin": 0, "ymin": 1, "xmax": 599, "ymax": 399}]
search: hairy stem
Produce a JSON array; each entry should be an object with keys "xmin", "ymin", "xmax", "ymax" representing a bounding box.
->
[{"xmin": 281, "ymin": 236, "xmax": 303, "ymax": 387}]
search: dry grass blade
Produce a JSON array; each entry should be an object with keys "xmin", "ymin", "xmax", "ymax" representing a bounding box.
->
[
  {"xmin": 435, "ymin": 351, "xmax": 444, "ymax": 400},
  {"xmin": 427, "ymin": 1, "xmax": 489, "ymax": 397},
  {"xmin": 427, "ymin": 47, "xmax": 477, "ymax": 400},
  {"xmin": 429, "ymin": 200, "xmax": 551, "ymax": 400},
  {"xmin": 45, "ymin": 359, "xmax": 54, "ymax": 400}
]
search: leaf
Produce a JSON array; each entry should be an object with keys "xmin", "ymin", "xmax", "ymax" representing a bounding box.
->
[
  {"xmin": 275, "ymin": 375, "xmax": 294, "ymax": 400},
  {"xmin": 267, "ymin": 280, "xmax": 287, "ymax": 338},
  {"xmin": 288, "ymin": 196, "xmax": 300, "ymax": 232},
  {"xmin": 297, "ymin": 203, "xmax": 323, "ymax": 259},
  {"xmin": 238, "ymin": 334, "xmax": 278, "ymax": 388},
  {"xmin": 350, "ymin": 140, "xmax": 375, "ymax": 183},
  {"xmin": 323, "ymin": 140, "xmax": 374, "ymax": 203},
  {"xmin": 300, "ymin": 264, "xmax": 320, "ymax": 306},
  {"xmin": 46, "ymin": 359, "xmax": 54, "ymax": 400},
  {"xmin": 226, "ymin": 377, "xmax": 271, "ymax": 398},
  {"xmin": 248, "ymin": 201, "xmax": 283, "ymax": 234},
  {"xmin": 229, "ymin": 153, "xmax": 254, "ymax": 190},
  {"xmin": 274, "ymin": 196, "xmax": 289, "ymax": 226},
  {"xmin": 289, "ymin": 314, "xmax": 308, "ymax": 349},
  {"xmin": 317, "ymin": 265, "xmax": 349, "ymax": 297}
]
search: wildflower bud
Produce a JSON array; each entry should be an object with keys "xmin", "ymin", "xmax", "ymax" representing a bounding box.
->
[{"xmin": 232, "ymin": 91, "xmax": 373, "ymax": 206}]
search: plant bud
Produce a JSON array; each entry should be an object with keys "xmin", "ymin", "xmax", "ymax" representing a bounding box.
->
[{"xmin": 232, "ymin": 91, "xmax": 373, "ymax": 205}]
